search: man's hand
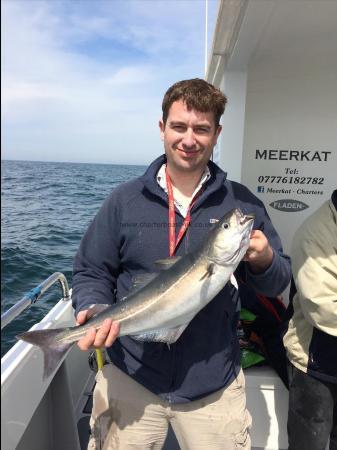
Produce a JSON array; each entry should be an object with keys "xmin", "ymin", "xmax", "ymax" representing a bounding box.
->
[
  {"xmin": 76, "ymin": 304, "xmax": 120, "ymax": 351},
  {"xmin": 243, "ymin": 230, "xmax": 274, "ymax": 274}
]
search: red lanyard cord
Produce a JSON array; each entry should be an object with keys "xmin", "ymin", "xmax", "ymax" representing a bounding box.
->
[{"xmin": 165, "ymin": 167, "xmax": 201, "ymax": 257}]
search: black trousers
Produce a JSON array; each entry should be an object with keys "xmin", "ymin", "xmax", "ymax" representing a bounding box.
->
[{"xmin": 287, "ymin": 363, "xmax": 337, "ymax": 450}]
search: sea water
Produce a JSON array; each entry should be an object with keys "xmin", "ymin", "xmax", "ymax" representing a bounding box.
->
[{"xmin": 1, "ymin": 160, "xmax": 146, "ymax": 356}]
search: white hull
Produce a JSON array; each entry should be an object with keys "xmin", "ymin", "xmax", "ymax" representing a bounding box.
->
[{"xmin": 1, "ymin": 295, "xmax": 289, "ymax": 450}]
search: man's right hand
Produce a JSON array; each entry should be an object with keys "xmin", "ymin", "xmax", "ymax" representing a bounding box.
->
[{"xmin": 76, "ymin": 305, "xmax": 120, "ymax": 351}]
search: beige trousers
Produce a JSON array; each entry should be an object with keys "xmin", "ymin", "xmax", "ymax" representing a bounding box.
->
[{"xmin": 88, "ymin": 364, "xmax": 252, "ymax": 450}]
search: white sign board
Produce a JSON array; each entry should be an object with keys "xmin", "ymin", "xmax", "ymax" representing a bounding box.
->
[{"xmin": 242, "ymin": 146, "xmax": 336, "ymax": 255}]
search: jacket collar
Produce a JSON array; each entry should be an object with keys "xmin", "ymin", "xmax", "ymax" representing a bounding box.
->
[
  {"xmin": 140, "ymin": 154, "xmax": 228, "ymax": 207},
  {"xmin": 331, "ymin": 190, "xmax": 337, "ymax": 212}
]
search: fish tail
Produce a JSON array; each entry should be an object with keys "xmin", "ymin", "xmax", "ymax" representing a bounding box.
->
[{"xmin": 17, "ymin": 329, "xmax": 73, "ymax": 380}]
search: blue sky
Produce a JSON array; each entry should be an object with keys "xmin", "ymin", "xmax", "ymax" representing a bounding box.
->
[{"xmin": 2, "ymin": 0, "xmax": 218, "ymax": 165}]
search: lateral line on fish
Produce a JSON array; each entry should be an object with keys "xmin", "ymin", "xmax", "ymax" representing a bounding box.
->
[
  {"xmin": 55, "ymin": 261, "xmax": 203, "ymax": 344},
  {"xmin": 89, "ymin": 263, "xmax": 201, "ymax": 340},
  {"xmin": 115, "ymin": 261, "xmax": 202, "ymax": 326}
]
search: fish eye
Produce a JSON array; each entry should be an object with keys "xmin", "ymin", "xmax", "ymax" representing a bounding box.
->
[{"xmin": 222, "ymin": 222, "xmax": 230, "ymax": 229}]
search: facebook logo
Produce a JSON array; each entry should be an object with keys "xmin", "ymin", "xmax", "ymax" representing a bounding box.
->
[{"xmin": 257, "ymin": 186, "xmax": 265, "ymax": 193}]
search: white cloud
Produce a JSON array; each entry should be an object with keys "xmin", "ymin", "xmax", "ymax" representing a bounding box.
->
[
  {"xmin": 3, "ymin": 81, "xmax": 62, "ymax": 102},
  {"xmin": 1, "ymin": 0, "xmax": 218, "ymax": 164},
  {"xmin": 102, "ymin": 66, "xmax": 155, "ymax": 85}
]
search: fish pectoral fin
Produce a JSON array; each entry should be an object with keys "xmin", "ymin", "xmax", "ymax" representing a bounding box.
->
[
  {"xmin": 131, "ymin": 323, "xmax": 189, "ymax": 344},
  {"xmin": 199, "ymin": 263, "xmax": 215, "ymax": 280},
  {"xmin": 154, "ymin": 256, "xmax": 182, "ymax": 270}
]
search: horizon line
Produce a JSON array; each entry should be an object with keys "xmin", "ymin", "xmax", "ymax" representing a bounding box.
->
[{"xmin": 1, "ymin": 158, "xmax": 149, "ymax": 167}]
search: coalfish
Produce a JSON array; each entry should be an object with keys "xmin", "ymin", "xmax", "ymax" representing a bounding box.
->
[{"xmin": 17, "ymin": 208, "xmax": 254, "ymax": 379}]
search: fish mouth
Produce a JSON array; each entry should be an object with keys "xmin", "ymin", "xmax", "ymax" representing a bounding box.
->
[
  {"xmin": 233, "ymin": 234, "xmax": 250, "ymax": 259},
  {"xmin": 239, "ymin": 213, "xmax": 255, "ymax": 226}
]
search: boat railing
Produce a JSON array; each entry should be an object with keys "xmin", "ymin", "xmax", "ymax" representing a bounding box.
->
[{"xmin": 1, "ymin": 272, "xmax": 70, "ymax": 330}]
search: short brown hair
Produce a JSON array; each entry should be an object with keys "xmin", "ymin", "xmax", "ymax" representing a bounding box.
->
[{"xmin": 162, "ymin": 78, "xmax": 227, "ymax": 127}]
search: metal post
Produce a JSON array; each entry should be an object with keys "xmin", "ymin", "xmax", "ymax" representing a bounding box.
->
[{"xmin": 1, "ymin": 272, "xmax": 70, "ymax": 330}]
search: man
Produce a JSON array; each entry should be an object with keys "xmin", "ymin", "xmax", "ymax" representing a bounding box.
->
[
  {"xmin": 283, "ymin": 190, "xmax": 337, "ymax": 450},
  {"xmin": 72, "ymin": 78, "xmax": 291, "ymax": 450}
]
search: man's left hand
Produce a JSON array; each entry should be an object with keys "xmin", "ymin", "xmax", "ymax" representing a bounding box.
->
[{"xmin": 243, "ymin": 230, "xmax": 274, "ymax": 274}]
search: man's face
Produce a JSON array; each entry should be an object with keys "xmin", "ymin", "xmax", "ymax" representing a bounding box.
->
[{"xmin": 159, "ymin": 100, "xmax": 222, "ymax": 175}]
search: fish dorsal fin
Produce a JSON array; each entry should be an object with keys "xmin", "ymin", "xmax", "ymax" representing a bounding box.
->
[
  {"xmin": 129, "ymin": 273, "xmax": 158, "ymax": 295},
  {"xmin": 154, "ymin": 256, "xmax": 182, "ymax": 271},
  {"xmin": 128, "ymin": 258, "xmax": 181, "ymax": 296}
]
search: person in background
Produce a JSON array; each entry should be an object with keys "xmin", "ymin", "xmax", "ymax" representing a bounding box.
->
[
  {"xmin": 283, "ymin": 190, "xmax": 337, "ymax": 450},
  {"xmin": 72, "ymin": 78, "xmax": 291, "ymax": 450}
]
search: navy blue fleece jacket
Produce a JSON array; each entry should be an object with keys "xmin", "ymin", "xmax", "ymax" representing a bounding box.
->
[{"xmin": 72, "ymin": 155, "xmax": 291, "ymax": 403}]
